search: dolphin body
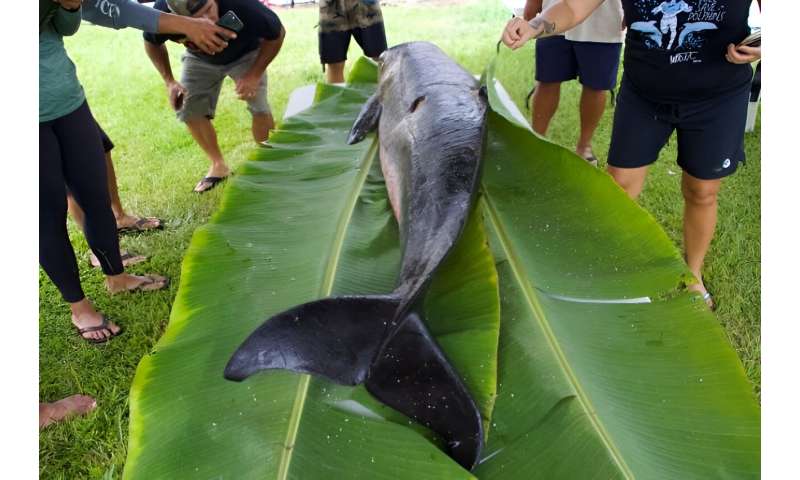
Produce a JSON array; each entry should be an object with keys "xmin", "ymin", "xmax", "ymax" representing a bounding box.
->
[{"xmin": 224, "ymin": 42, "xmax": 488, "ymax": 470}]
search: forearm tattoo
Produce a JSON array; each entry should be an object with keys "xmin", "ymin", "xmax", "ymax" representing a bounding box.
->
[{"xmin": 528, "ymin": 16, "xmax": 556, "ymax": 38}]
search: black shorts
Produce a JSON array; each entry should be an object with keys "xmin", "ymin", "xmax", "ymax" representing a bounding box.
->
[
  {"xmin": 95, "ymin": 121, "xmax": 114, "ymax": 153},
  {"xmin": 319, "ymin": 23, "xmax": 387, "ymax": 64},
  {"xmin": 607, "ymin": 79, "xmax": 749, "ymax": 180},
  {"xmin": 535, "ymin": 36, "xmax": 622, "ymax": 91}
]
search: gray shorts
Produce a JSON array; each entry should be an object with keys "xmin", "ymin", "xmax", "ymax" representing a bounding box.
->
[{"xmin": 178, "ymin": 49, "xmax": 271, "ymax": 122}]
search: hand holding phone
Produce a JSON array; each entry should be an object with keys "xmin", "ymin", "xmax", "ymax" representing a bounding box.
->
[
  {"xmin": 217, "ymin": 10, "xmax": 244, "ymax": 38},
  {"xmin": 167, "ymin": 81, "xmax": 188, "ymax": 111},
  {"xmin": 180, "ymin": 16, "xmax": 234, "ymax": 55},
  {"xmin": 738, "ymin": 29, "xmax": 761, "ymax": 48}
]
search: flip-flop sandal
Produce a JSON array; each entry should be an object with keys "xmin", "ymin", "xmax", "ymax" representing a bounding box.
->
[
  {"xmin": 118, "ymin": 216, "xmax": 163, "ymax": 234},
  {"xmin": 702, "ymin": 291, "xmax": 716, "ymax": 311},
  {"xmin": 108, "ymin": 274, "xmax": 169, "ymax": 295},
  {"xmin": 75, "ymin": 316, "xmax": 123, "ymax": 344},
  {"xmin": 194, "ymin": 176, "xmax": 228, "ymax": 193},
  {"xmin": 88, "ymin": 250, "xmax": 147, "ymax": 269},
  {"xmin": 579, "ymin": 150, "xmax": 599, "ymax": 167}
]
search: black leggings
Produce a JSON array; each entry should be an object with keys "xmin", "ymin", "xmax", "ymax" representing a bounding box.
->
[{"xmin": 39, "ymin": 101, "xmax": 123, "ymax": 303}]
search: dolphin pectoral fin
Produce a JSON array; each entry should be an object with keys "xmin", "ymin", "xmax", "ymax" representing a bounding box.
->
[
  {"xmin": 224, "ymin": 295, "xmax": 400, "ymax": 385},
  {"xmin": 365, "ymin": 311, "xmax": 484, "ymax": 471},
  {"xmin": 347, "ymin": 93, "xmax": 382, "ymax": 145}
]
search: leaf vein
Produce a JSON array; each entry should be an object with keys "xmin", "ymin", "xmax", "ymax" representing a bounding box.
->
[{"xmin": 480, "ymin": 194, "xmax": 636, "ymax": 479}]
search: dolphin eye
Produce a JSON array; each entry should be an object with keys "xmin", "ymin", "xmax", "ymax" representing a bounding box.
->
[{"xmin": 409, "ymin": 96, "xmax": 426, "ymax": 113}]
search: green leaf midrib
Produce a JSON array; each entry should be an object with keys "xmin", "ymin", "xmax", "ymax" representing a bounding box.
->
[
  {"xmin": 275, "ymin": 138, "xmax": 379, "ymax": 480},
  {"xmin": 480, "ymin": 194, "xmax": 636, "ymax": 480}
]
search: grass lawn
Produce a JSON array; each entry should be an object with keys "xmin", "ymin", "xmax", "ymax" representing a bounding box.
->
[{"xmin": 39, "ymin": 1, "xmax": 760, "ymax": 477}]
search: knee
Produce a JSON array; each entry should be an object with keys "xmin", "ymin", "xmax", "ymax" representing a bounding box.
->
[
  {"xmin": 535, "ymin": 82, "xmax": 560, "ymax": 94},
  {"xmin": 607, "ymin": 167, "xmax": 643, "ymax": 198},
  {"xmin": 682, "ymin": 181, "xmax": 719, "ymax": 206}
]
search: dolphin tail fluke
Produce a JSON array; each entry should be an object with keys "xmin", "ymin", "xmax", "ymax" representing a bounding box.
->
[
  {"xmin": 367, "ymin": 310, "xmax": 484, "ymax": 471},
  {"xmin": 225, "ymin": 299, "xmax": 485, "ymax": 470},
  {"xmin": 347, "ymin": 93, "xmax": 382, "ymax": 144},
  {"xmin": 224, "ymin": 295, "xmax": 400, "ymax": 385}
]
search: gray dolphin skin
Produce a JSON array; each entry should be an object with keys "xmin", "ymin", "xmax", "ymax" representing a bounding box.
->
[{"xmin": 224, "ymin": 42, "xmax": 488, "ymax": 470}]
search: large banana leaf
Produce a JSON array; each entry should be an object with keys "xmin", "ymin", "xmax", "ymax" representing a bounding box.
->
[
  {"xmin": 125, "ymin": 54, "xmax": 760, "ymax": 479},
  {"xmin": 124, "ymin": 58, "xmax": 500, "ymax": 479},
  {"xmin": 472, "ymin": 60, "xmax": 760, "ymax": 478}
]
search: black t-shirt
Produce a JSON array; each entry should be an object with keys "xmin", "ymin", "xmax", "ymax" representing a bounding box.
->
[
  {"xmin": 622, "ymin": 0, "xmax": 754, "ymax": 102},
  {"xmin": 144, "ymin": 0, "xmax": 282, "ymax": 65}
]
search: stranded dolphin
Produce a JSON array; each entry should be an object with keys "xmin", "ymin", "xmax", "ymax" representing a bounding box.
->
[{"xmin": 224, "ymin": 41, "xmax": 488, "ymax": 470}]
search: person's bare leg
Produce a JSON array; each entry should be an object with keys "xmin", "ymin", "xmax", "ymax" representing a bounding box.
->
[
  {"xmin": 39, "ymin": 395, "xmax": 96, "ymax": 429},
  {"xmin": 252, "ymin": 113, "xmax": 274, "ymax": 143},
  {"xmin": 185, "ymin": 117, "xmax": 230, "ymax": 191},
  {"xmin": 681, "ymin": 172, "xmax": 722, "ymax": 307},
  {"xmin": 68, "ymin": 152, "xmax": 160, "ymax": 230},
  {"xmin": 531, "ymin": 81, "xmax": 561, "ymax": 136},
  {"xmin": 607, "ymin": 165, "xmax": 650, "ymax": 199},
  {"xmin": 67, "ymin": 194, "xmax": 85, "ymax": 229},
  {"xmin": 69, "ymin": 297, "xmax": 121, "ymax": 342},
  {"xmin": 326, "ymin": 61, "xmax": 346, "ymax": 84},
  {"xmin": 576, "ymin": 86, "xmax": 607, "ymax": 163},
  {"xmin": 103, "ymin": 151, "xmax": 125, "ymax": 219}
]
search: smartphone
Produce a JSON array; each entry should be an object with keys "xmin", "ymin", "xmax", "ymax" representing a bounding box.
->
[
  {"xmin": 738, "ymin": 30, "xmax": 761, "ymax": 48},
  {"xmin": 217, "ymin": 10, "xmax": 244, "ymax": 34},
  {"xmin": 172, "ymin": 91, "xmax": 184, "ymax": 111}
]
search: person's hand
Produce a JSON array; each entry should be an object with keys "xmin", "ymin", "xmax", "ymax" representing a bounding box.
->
[
  {"xmin": 501, "ymin": 17, "xmax": 537, "ymax": 50},
  {"xmin": 726, "ymin": 43, "xmax": 761, "ymax": 64},
  {"xmin": 235, "ymin": 74, "xmax": 260, "ymax": 101},
  {"xmin": 183, "ymin": 17, "xmax": 235, "ymax": 56},
  {"xmin": 54, "ymin": 0, "xmax": 82, "ymax": 10},
  {"xmin": 166, "ymin": 81, "xmax": 188, "ymax": 111}
]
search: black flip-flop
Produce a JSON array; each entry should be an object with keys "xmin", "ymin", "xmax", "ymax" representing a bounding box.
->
[
  {"xmin": 75, "ymin": 316, "xmax": 123, "ymax": 344},
  {"xmin": 194, "ymin": 176, "xmax": 228, "ymax": 193}
]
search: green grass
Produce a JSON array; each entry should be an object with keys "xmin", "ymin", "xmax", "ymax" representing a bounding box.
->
[{"xmin": 39, "ymin": 1, "xmax": 760, "ymax": 478}]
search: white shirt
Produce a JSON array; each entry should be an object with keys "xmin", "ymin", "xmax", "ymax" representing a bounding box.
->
[{"xmin": 542, "ymin": 0, "xmax": 624, "ymax": 44}]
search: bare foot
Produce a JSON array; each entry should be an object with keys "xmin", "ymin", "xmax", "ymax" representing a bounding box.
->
[
  {"xmin": 72, "ymin": 311, "xmax": 122, "ymax": 342},
  {"xmin": 105, "ymin": 273, "xmax": 169, "ymax": 294},
  {"xmin": 39, "ymin": 395, "xmax": 96, "ymax": 429}
]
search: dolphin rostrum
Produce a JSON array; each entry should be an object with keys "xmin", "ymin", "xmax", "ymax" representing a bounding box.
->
[{"xmin": 224, "ymin": 41, "xmax": 488, "ymax": 470}]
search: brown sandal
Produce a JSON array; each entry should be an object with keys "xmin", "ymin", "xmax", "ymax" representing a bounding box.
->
[
  {"xmin": 75, "ymin": 316, "xmax": 123, "ymax": 344},
  {"xmin": 107, "ymin": 274, "xmax": 169, "ymax": 295},
  {"xmin": 88, "ymin": 250, "xmax": 147, "ymax": 269},
  {"xmin": 117, "ymin": 216, "xmax": 163, "ymax": 234}
]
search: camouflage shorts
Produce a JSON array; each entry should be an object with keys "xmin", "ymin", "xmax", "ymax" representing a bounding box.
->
[{"xmin": 319, "ymin": 0, "xmax": 384, "ymax": 33}]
